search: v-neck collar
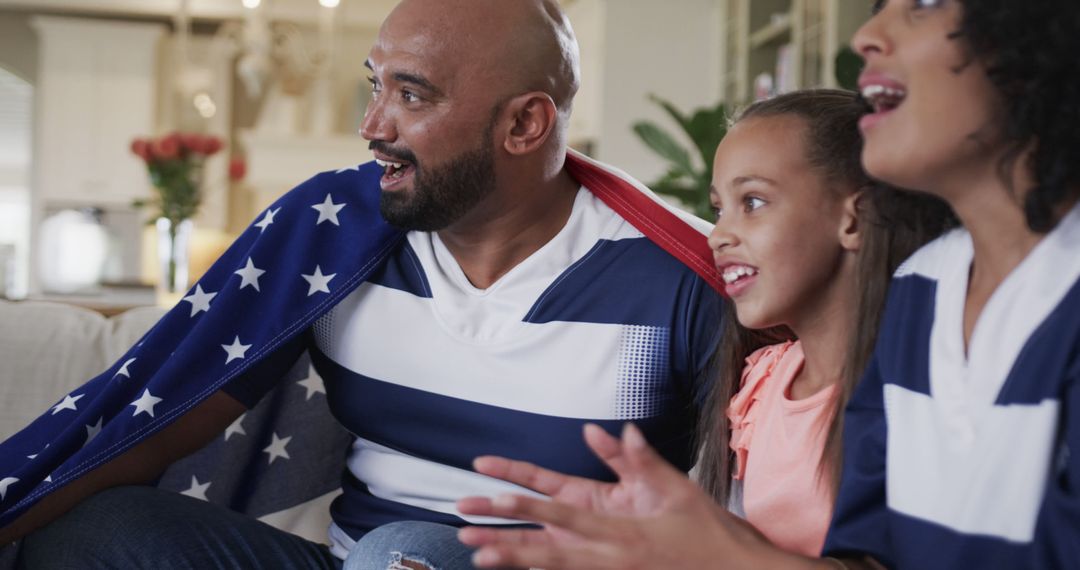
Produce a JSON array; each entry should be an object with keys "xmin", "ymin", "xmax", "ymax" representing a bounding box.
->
[{"xmin": 929, "ymin": 203, "xmax": 1080, "ymax": 410}]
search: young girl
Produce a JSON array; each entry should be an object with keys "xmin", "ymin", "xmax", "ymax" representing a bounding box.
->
[
  {"xmin": 697, "ymin": 89, "xmax": 951, "ymax": 556},
  {"xmin": 696, "ymin": 91, "xmax": 951, "ymax": 557},
  {"xmin": 458, "ymin": 1, "xmax": 1080, "ymax": 568},
  {"xmin": 456, "ymin": 88, "xmax": 951, "ymax": 564}
]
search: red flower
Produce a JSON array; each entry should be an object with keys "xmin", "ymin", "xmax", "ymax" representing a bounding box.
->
[
  {"xmin": 179, "ymin": 133, "xmax": 203, "ymax": 153},
  {"xmin": 228, "ymin": 156, "xmax": 247, "ymax": 181},
  {"xmin": 204, "ymin": 136, "xmax": 223, "ymax": 156},
  {"xmin": 130, "ymin": 138, "xmax": 151, "ymax": 161},
  {"xmin": 152, "ymin": 134, "xmax": 181, "ymax": 160}
]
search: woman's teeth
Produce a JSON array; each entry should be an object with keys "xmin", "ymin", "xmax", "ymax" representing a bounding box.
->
[
  {"xmin": 722, "ymin": 265, "xmax": 758, "ymax": 284},
  {"xmin": 861, "ymin": 84, "xmax": 907, "ymax": 113}
]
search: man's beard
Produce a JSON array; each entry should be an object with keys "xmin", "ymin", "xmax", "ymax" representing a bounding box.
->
[{"xmin": 378, "ymin": 128, "xmax": 496, "ymax": 232}]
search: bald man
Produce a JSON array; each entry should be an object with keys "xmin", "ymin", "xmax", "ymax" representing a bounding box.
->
[{"xmin": 5, "ymin": 1, "xmax": 722, "ymax": 568}]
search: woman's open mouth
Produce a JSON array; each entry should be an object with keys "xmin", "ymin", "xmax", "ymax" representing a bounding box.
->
[{"xmin": 859, "ymin": 81, "xmax": 907, "ymax": 131}]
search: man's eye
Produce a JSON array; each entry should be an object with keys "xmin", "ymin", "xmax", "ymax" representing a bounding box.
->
[{"xmin": 402, "ymin": 90, "xmax": 420, "ymax": 103}]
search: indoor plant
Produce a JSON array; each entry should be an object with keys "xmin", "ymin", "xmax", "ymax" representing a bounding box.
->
[{"xmin": 130, "ymin": 132, "xmax": 223, "ymax": 294}]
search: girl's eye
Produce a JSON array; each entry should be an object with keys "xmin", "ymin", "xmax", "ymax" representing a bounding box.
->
[
  {"xmin": 743, "ymin": 196, "xmax": 766, "ymax": 212},
  {"xmin": 912, "ymin": 0, "xmax": 943, "ymax": 9},
  {"xmin": 873, "ymin": 0, "xmax": 942, "ymax": 15},
  {"xmin": 711, "ymin": 205, "xmax": 722, "ymax": 221}
]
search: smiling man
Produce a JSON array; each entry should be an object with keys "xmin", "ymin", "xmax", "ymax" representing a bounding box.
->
[{"xmin": 1, "ymin": 1, "xmax": 723, "ymax": 568}]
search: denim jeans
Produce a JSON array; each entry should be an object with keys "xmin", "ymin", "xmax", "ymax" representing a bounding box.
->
[
  {"xmin": 17, "ymin": 485, "xmax": 342, "ymax": 570},
  {"xmin": 344, "ymin": 521, "xmax": 477, "ymax": 570}
]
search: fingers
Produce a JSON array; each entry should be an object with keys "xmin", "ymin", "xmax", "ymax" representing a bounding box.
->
[
  {"xmin": 471, "ymin": 543, "xmax": 578, "ymax": 569},
  {"xmin": 473, "ymin": 456, "xmax": 578, "ymax": 497},
  {"xmin": 458, "ymin": 525, "xmax": 552, "ymax": 548},
  {"xmin": 477, "ymin": 494, "xmax": 613, "ymax": 539},
  {"xmin": 620, "ymin": 423, "xmax": 682, "ymax": 482},
  {"xmin": 457, "ymin": 496, "xmax": 497, "ymax": 517},
  {"xmin": 583, "ymin": 423, "xmax": 630, "ymax": 476}
]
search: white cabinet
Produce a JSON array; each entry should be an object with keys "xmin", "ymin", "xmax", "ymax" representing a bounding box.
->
[
  {"xmin": 32, "ymin": 17, "xmax": 164, "ymax": 206},
  {"xmin": 29, "ymin": 17, "xmax": 165, "ymax": 293}
]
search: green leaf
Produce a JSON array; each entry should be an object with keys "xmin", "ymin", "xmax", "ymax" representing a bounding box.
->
[
  {"xmin": 686, "ymin": 104, "xmax": 728, "ymax": 172},
  {"xmin": 648, "ymin": 94, "xmax": 695, "ymax": 138},
  {"xmin": 835, "ymin": 46, "xmax": 864, "ymax": 92},
  {"xmin": 632, "ymin": 122, "xmax": 695, "ymax": 178},
  {"xmin": 649, "ymin": 181, "xmax": 698, "ymax": 201},
  {"xmin": 635, "ymin": 95, "xmax": 734, "ymax": 221}
]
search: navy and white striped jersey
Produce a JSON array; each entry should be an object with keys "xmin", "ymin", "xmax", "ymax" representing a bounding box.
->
[
  {"xmin": 824, "ymin": 206, "xmax": 1080, "ymax": 568},
  {"xmin": 310, "ymin": 187, "xmax": 723, "ymax": 557}
]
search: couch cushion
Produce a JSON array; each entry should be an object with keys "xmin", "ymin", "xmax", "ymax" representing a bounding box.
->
[{"xmin": 0, "ymin": 300, "xmax": 166, "ymax": 440}]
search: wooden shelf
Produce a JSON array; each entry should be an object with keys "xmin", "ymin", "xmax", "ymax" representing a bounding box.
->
[
  {"xmin": 719, "ymin": 0, "xmax": 875, "ymax": 103},
  {"xmin": 749, "ymin": 13, "xmax": 791, "ymax": 48}
]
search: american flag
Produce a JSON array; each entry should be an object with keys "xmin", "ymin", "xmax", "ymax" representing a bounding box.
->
[{"xmin": 0, "ymin": 151, "xmax": 722, "ymax": 546}]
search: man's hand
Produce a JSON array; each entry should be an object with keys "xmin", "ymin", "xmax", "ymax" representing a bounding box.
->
[{"xmin": 0, "ymin": 390, "xmax": 245, "ymax": 544}]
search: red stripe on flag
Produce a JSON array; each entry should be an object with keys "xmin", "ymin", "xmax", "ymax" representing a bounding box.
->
[{"xmin": 566, "ymin": 153, "xmax": 724, "ymax": 294}]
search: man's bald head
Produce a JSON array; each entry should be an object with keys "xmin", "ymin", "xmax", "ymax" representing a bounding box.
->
[
  {"xmin": 361, "ymin": 0, "xmax": 580, "ymax": 231},
  {"xmin": 379, "ymin": 0, "xmax": 581, "ymax": 114}
]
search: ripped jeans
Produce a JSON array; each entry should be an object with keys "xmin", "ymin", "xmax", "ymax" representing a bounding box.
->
[{"xmin": 344, "ymin": 521, "xmax": 477, "ymax": 570}]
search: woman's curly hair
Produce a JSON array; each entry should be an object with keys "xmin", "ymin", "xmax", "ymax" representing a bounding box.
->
[{"xmin": 955, "ymin": 1, "xmax": 1080, "ymax": 232}]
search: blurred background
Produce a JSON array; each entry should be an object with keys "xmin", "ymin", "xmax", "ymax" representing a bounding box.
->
[{"xmin": 0, "ymin": 0, "xmax": 872, "ymax": 312}]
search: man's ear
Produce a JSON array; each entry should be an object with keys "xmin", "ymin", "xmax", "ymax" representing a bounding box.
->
[
  {"xmin": 838, "ymin": 189, "xmax": 865, "ymax": 252},
  {"xmin": 500, "ymin": 92, "xmax": 559, "ymax": 156}
]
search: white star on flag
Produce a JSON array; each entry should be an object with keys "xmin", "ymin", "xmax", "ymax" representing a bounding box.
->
[
  {"xmin": 263, "ymin": 432, "xmax": 292, "ymax": 464},
  {"xmin": 129, "ymin": 389, "xmax": 163, "ymax": 418},
  {"xmin": 27, "ymin": 444, "xmax": 48, "ymax": 460},
  {"xmin": 224, "ymin": 413, "xmax": 247, "ymax": 441},
  {"xmin": 296, "ymin": 366, "xmax": 325, "ymax": 400},
  {"xmin": 0, "ymin": 477, "xmax": 17, "ymax": 501},
  {"xmin": 234, "ymin": 258, "xmax": 266, "ymax": 291},
  {"xmin": 301, "ymin": 266, "xmax": 336, "ymax": 296},
  {"xmin": 51, "ymin": 393, "xmax": 83, "ymax": 415},
  {"xmin": 254, "ymin": 207, "xmax": 280, "ymax": 232},
  {"xmin": 311, "ymin": 194, "xmax": 345, "ymax": 226},
  {"xmin": 181, "ymin": 475, "xmax": 211, "ymax": 501},
  {"xmin": 335, "ymin": 164, "xmax": 360, "ymax": 174},
  {"xmin": 182, "ymin": 285, "xmax": 218, "ymax": 317},
  {"xmin": 222, "ymin": 336, "xmax": 252, "ymax": 364},
  {"xmin": 85, "ymin": 417, "xmax": 103, "ymax": 444},
  {"xmin": 115, "ymin": 358, "xmax": 137, "ymax": 379}
]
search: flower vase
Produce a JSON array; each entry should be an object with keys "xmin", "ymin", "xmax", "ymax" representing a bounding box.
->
[{"xmin": 155, "ymin": 217, "xmax": 193, "ymax": 305}]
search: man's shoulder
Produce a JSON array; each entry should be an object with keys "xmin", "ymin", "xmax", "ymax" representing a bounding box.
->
[{"xmin": 277, "ymin": 161, "xmax": 384, "ymax": 208}]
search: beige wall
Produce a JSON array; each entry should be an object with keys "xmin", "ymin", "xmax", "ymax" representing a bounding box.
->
[{"xmin": 566, "ymin": 0, "xmax": 722, "ymax": 186}]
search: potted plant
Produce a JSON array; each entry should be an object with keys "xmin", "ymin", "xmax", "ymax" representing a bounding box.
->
[{"xmin": 632, "ymin": 95, "xmax": 728, "ymax": 221}]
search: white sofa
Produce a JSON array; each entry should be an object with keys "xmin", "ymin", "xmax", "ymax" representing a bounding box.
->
[
  {"xmin": 0, "ymin": 300, "xmax": 166, "ymax": 441},
  {"xmin": 0, "ymin": 299, "xmax": 343, "ymax": 560}
]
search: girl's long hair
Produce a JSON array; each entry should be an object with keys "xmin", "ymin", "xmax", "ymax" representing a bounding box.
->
[{"xmin": 695, "ymin": 89, "xmax": 956, "ymax": 506}]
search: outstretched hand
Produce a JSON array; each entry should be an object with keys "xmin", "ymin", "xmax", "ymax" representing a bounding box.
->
[{"xmin": 457, "ymin": 423, "xmax": 797, "ymax": 570}]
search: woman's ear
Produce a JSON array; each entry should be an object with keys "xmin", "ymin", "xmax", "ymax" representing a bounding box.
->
[
  {"xmin": 500, "ymin": 92, "xmax": 559, "ymax": 156},
  {"xmin": 838, "ymin": 189, "xmax": 865, "ymax": 252}
]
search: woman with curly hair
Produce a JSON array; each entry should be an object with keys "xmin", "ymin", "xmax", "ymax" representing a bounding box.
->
[{"xmin": 455, "ymin": 0, "xmax": 1080, "ymax": 568}]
